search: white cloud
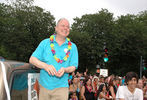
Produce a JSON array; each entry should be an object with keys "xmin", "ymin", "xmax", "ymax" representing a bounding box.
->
[
  {"xmin": 1, "ymin": 0, "xmax": 147, "ymax": 24},
  {"xmin": 33, "ymin": 0, "xmax": 110, "ymax": 24},
  {"xmin": 33, "ymin": 0, "xmax": 147, "ymax": 24},
  {"xmin": 104, "ymin": 0, "xmax": 147, "ymax": 16}
]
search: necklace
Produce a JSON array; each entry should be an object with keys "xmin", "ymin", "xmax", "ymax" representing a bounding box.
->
[
  {"xmin": 50, "ymin": 34, "xmax": 72, "ymax": 63},
  {"xmin": 86, "ymin": 85, "xmax": 93, "ymax": 93}
]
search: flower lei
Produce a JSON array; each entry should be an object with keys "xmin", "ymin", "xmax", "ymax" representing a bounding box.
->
[
  {"xmin": 50, "ymin": 35, "xmax": 72, "ymax": 63},
  {"xmin": 86, "ymin": 85, "xmax": 93, "ymax": 93}
]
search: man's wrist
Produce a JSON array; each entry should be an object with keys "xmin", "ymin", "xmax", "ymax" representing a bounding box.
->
[
  {"xmin": 64, "ymin": 67, "xmax": 67, "ymax": 73},
  {"xmin": 63, "ymin": 66, "xmax": 76, "ymax": 73},
  {"xmin": 42, "ymin": 63, "xmax": 48, "ymax": 70}
]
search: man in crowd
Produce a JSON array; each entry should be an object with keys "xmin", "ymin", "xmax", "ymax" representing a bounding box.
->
[{"xmin": 116, "ymin": 72, "xmax": 143, "ymax": 100}]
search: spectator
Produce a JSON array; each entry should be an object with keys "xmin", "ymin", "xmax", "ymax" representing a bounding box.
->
[
  {"xmin": 108, "ymin": 77, "xmax": 116, "ymax": 100},
  {"xmin": 69, "ymin": 92, "xmax": 78, "ymax": 100},
  {"xmin": 80, "ymin": 77, "xmax": 95, "ymax": 100},
  {"xmin": 116, "ymin": 72, "xmax": 143, "ymax": 100},
  {"xmin": 115, "ymin": 76, "xmax": 120, "ymax": 89},
  {"xmin": 137, "ymin": 79, "xmax": 144, "ymax": 90},
  {"xmin": 69, "ymin": 76, "xmax": 81, "ymax": 100},
  {"xmin": 97, "ymin": 84, "xmax": 112, "ymax": 100},
  {"xmin": 92, "ymin": 76, "xmax": 99, "ymax": 100}
]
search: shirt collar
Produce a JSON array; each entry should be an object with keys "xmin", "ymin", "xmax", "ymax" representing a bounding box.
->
[{"xmin": 53, "ymin": 35, "xmax": 68, "ymax": 44}]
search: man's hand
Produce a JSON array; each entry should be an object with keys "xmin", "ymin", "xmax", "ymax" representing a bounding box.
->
[
  {"xmin": 29, "ymin": 57, "xmax": 57, "ymax": 76},
  {"xmin": 44, "ymin": 65, "xmax": 57, "ymax": 76},
  {"xmin": 55, "ymin": 67, "xmax": 65, "ymax": 77}
]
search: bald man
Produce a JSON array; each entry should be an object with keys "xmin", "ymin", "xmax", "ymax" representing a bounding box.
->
[{"xmin": 29, "ymin": 18, "xmax": 78, "ymax": 100}]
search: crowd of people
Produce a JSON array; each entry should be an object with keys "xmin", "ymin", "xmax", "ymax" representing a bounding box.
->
[{"xmin": 68, "ymin": 71, "xmax": 147, "ymax": 100}]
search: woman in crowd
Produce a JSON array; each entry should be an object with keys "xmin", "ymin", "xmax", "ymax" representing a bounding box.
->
[
  {"xmin": 69, "ymin": 92, "xmax": 78, "ymax": 100},
  {"xmin": 97, "ymin": 84, "xmax": 112, "ymax": 100},
  {"xmin": 108, "ymin": 77, "xmax": 116, "ymax": 100},
  {"xmin": 69, "ymin": 76, "xmax": 81, "ymax": 100},
  {"xmin": 92, "ymin": 76, "xmax": 99, "ymax": 100},
  {"xmin": 115, "ymin": 76, "xmax": 120, "ymax": 89},
  {"xmin": 80, "ymin": 77, "xmax": 95, "ymax": 100}
]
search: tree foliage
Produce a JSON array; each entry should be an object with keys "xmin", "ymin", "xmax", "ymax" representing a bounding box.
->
[
  {"xmin": 71, "ymin": 9, "xmax": 147, "ymax": 75},
  {"xmin": 71, "ymin": 9, "xmax": 115, "ymax": 72},
  {"xmin": 0, "ymin": 1, "xmax": 55, "ymax": 61}
]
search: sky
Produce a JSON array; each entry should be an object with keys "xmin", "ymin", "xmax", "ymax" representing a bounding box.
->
[
  {"xmin": 0, "ymin": 0, "xmax": 147, "ymax": 24},
  {"xmin": 33, "ymin": 0, "xmax": 147, "ymax": 24}
]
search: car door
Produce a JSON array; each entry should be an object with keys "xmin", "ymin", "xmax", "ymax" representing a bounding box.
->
[{"xmin": 0, "ymin": 60, "xmax": 40, "ymax": 100}]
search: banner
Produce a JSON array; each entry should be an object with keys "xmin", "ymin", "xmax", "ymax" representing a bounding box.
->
[{"xmin": 28, "ymin": 73, "xmax": 40, "ymax": 100}]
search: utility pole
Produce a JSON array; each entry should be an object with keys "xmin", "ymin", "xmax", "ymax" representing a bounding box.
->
[{"xmin": 140, "ymin": 56, "xmax": 142, "ymax": 78}]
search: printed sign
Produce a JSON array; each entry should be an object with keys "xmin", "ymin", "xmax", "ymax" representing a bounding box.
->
[
  {"xmin": 28, "ymin": 73, "xmax": 40, "ymax": 100},
  {"xmin": 100, "ymin": 69, "xmax": 108, "ymax": 77}
]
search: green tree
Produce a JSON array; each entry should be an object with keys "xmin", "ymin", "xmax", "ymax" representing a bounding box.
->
[
  {"xmin": 108, "ymin": 14, "xmax": 145, "ymax": 75},
  {"xmin": 69, "ymin": 31, "xmax": 92, "ymax": 72},
  {"xmin": 71, "ymin": 9, "xmax": 147, "ymax": 75},
  {"xmin": 71, "ymin": 9, "xmax": 115, "ymax": 72},
  {"xmin": 0, "ymin": 1, "xmax": 56, "ymax": 61}
]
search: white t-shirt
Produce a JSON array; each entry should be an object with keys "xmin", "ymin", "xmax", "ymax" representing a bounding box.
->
[{"xmin": 116, "ymin": 86, "xmax": 143, "ymax": 100}]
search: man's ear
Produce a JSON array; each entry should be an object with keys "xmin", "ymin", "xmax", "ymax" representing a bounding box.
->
[{"xmin": 55, "ymin": 26, "xmax": 57, "ymax": 33}]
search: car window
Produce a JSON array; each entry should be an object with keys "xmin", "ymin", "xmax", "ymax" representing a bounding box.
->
[{"xmin": 11, "ymin": 68, "xmax": 39, "ymax": 100}]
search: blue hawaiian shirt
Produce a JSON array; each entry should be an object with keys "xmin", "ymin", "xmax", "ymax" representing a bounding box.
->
[{"xmin": 31, "ymin": 36, "xmax": 78, "ymax": 90}]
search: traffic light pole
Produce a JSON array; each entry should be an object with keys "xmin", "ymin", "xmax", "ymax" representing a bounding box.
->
[{"xmin": 140, "ymin": 56, "xmax": 142, "ymax": 78}]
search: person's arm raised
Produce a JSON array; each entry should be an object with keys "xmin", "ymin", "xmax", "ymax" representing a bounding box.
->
[{"xmin": 80, "ymin": 86, "xmax": 86, "ymax": 100}]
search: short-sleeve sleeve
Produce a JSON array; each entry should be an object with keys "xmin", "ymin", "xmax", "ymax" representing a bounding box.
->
[
  {"xmin": 31, "ymin": 40, "xmax": 46, "ymax": 61},
  {"xmin": 69, "ymin": 43, "xmax": 78, "ymax": 69},
  {"xmin": 116, "ymin": 86, "xmax": 125, "ymax": 99},
  {"xmin": 138, "ymin": 89, "xmax": 143, "ymax": 100}
]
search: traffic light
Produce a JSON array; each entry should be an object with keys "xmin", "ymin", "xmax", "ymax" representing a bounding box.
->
[
  {"xmin": 142, "ymin": 60, "xmax": 147, "ymax": 70},
  {"xmin": 104, "ymin": 48, "xmax": 108, "ymax": 62},
  {"xmin": 144, "ymin": 61, "xmax": 147, "ymax": 70}
]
